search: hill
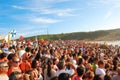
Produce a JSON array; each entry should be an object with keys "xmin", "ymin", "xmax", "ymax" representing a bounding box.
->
[{"xmin": 27, "ymin": 28, "xmax": 120, "ymax": 41}]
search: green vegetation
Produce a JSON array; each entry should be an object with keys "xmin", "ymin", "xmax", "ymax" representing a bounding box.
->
[{"xmin": 26, "ymin": 28, "xmax": 120, "ymax": 41}]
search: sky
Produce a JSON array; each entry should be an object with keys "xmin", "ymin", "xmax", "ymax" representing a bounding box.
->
[{"xmin": 0, "ymin": 0, "xmax": 120, "ymax": 38}]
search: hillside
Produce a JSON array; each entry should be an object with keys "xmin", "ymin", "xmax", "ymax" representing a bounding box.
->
[{"xmin": 27, "ymin": 28, "xmax": 120, "ymax": 41}]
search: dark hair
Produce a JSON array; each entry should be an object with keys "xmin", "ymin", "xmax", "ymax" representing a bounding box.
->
[
  {"xmin": 9, "ymin": 71, "xmax": 21, "ymax": 80},
  {"xmin": 8, "ymin": 46, "xmax": 13, "ymax": 50},
  {"xmin": 53, "ymin": 58, "xmax": 57, "ymax": 65},
  {"xmin": 98, "ymin": 60, "xmax": 104, "ymax": 65},
  {"xmin": 25, "ymin": 47, "xmax": 31, "ymax": 52},
  {"xmin": 113, "ymin": 59, "xmax": 118, "ymax": 71},
  {"xmin": 20, "ymin": 45, "xmax": 24, "ymax": 49},
  {"xmin": 31, "ymin": 59, "xmax": 37, "ymax": 68},
  {"xmin": 82, "ymin": 55, "xmax": 88, "ymax": 61},
  {"xmin": 7, "ymin": 54, "xmax": 16, "ymax": 60},
  {"xmin": 57, "ymin": 61, "xmax": 65, "ymax": 70},
  {"xmin": 58, "ymin": 73, "xmax": 70, "ymax": 80},
  {"xmin": 31, "ymin": 48, "xmax": 35, "ymax": 54},
  {"xmin": 50, "ymin": 76, "xmax": 58, "ymax": 80},
  {"xmin": 105, "ymin": 63, "xmax": 110, "ymax": 69},
  {"xmin": 35, "ymin": 52, "xmax": 41, "ymax": 61},
  {"xmin": 0, "ymin": 52, "xmax": 7, "ymax": 59},
  {"xmin": 93, "ymin": 75, "xmax": 102, "ymax": 80},
  {"xmin": 25, "ymin": 70, "xmax": 32, "ymax": 74},
  {"xmin": 77, "ymin": 58, "xmax": 83, "ymax": 65},
  {"xmin": 104, "ymin": 74, "xmax": 112, "ymax": 80},
  {"xmin": 88, "ymin": 56, "xmax": 95, "ymax": 63},
  {"xmin": 77, "ymin": 66, "xmax": 85, "ymax": 76},
  {"xmin": 47, "ymin": 59, "xmax": 53, "ymax": 77}
]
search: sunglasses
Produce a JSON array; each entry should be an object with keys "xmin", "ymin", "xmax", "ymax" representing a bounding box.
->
[
  {"xmin": 13, "ymin": 60, "xmax": 20, "ymax": 63},
  {"xmin": 0, "ymin": 66, "xmax": 9, "ymax": 68}
]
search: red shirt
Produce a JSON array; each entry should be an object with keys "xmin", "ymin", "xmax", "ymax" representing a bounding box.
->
[{"xmin": 72, "ymin": 75, "xmax": 83, "ymax": 80}]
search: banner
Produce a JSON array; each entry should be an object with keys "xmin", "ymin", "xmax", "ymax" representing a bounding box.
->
[{"xmin": 5, "ymin": 32, "xmax": 11, "ymax": 43}]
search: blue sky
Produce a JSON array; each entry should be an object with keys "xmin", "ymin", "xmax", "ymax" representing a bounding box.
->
[{"xmin": 0, "ymin": 0, "xmax": 120, "ymax": 38}]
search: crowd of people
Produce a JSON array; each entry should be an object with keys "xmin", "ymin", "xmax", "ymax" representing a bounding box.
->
[{"xmin": 0, "ymin": 39, "xmax": 120, "ymax": 80}]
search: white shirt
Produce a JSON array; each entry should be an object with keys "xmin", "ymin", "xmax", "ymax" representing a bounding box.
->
[
  {"xmin": 19, "ymin": 50, "xmax": 25, "ymax": 58},
  {"xmin": 56, "ymin": 70, "xmax": 69, "ymax": 76},
  {"xmin": 95, "ymin": 67, "xmax": 106, "ymax": 78},
  {"xmin": 0, "ymin": 74, "xmax": 9, "ymax": 80}
]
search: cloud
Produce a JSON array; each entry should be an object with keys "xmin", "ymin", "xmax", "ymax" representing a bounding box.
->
[
  {"xmin": 104, "ymin": 10, "xmax": 112, "ymax": 20},
  {"xmin": 11, "ymin": 0, "xmax": 76, "ymax": 17},
  {"xmin": 87, "ymin": 0, "xmax": 120, "ymax": 8},
  {"xmin": 17, "ymin": 30, "xmax": 45, "ymax": 37},
  {"xmin": 12, "ymin": 5, "xmax": 77, "ymax": 17},
  {"xmin": 30, "ymin": 17, "xmax": 61, "ymax": 23},
  {"xmin": 28, "ymin": 0, "xmax": 71, "ymax": 6},
  {"xmin": 99, "ymin": 0, "xmax": 120, "ymax": 7},
  {"xmin": 11, "ymin": 12, "xmax": 61, "ymax": 24},
  {"xmin": 40, "ymin": 8, "xmax": 77, "ymax": 16},
  {"xmin": 12, "ymin": 5, "xmax": 25, "ymax": 9}
]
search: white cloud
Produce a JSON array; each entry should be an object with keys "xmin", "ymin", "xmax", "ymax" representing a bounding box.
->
[
  {"xmin": 12, "ymin": 5, "xmax": 25, "ymax": 9},
  {"xmin": 17, "ymin": 30, "xmax": 45, "ymax": 37},
  {"xmin": 30, "ymin": 17, "xmax": 61, "ymax": 23},
  {"xmin": 40, "ymin": 8, "xmax": 77, "ymax": 16},
  {"xmin": 104, "ymin": 10, "xmax": 112, "ymax": 20},
  {"xmin": 88, "ymin": 0, "xmax": 120, "ymax": 8},
  {"xmin": 99, "ymin": 0, "xmax": 120, "ymax": 7},
  {"xmin": 28, "ymin": 0, "xmax": 70, "ymax": 6},
  {"xmin": 12, "ymin": 5, "xmax": 77, "ymax": 17},
  {"xmin": 100, "ymin": 0, "xmax": 120, "ymax": 4},
  {"xmin": 11, "ymin": 13, "xmax": 61, "ymax": 24}
]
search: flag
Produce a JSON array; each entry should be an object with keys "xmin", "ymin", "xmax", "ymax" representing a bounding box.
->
[
  {"xmin": 10, "ymin": 30, "xmax": 16, "ymax": 40},
  {"xmin": 5, "ymin": 32, "xmax": 11, "ymax": 43}
]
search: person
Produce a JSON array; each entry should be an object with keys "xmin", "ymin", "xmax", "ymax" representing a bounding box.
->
[
  {"xmin": 58, "ymin": 73, "xmax": 71, "ymax": 80},
  {"xmin": 0, "ymin": 61, "xmax": 9, "ymax": 80},
  {"xmin": 7, "ymin": 54, "xmax": 16, "ymax": 68},
  {"xmin": 92, "ymin": 57, "xmax": 98, "ymax": 72},
  {"xmin": 50, "ymin": 77, "xmax": 58, "ymax": 80},
  {"xmin": 31, "ymin": 59, "xmax": 43, "ymax": 80},
  {"xmin": 112, "ymin": 67, "xmax": 120, "ymax": 80},
  {"xmin": 20, "ymin": 47, "xmax": 31, "ymax": 72},
  {"xmin": 72, "ymin": 66, "xmax": 85, "ymax": 80},
  {"xmin": 53, "ymin": 58, "xmax": 59, "ymax": 71},
  {"xmin": 2, "ymin": 43, "xmax": 9, "ymax": 54},
  {"xmin": 93, "ymin": 75, "xmax": 103, "ymax": 80},
  {"xmin": 19, "ymin": 46, "xmax": 25, "ymax": 58},
  {"xmin": 77, "ymin": 58, "xmax": 85, "ymax": 68},
  {"xmin": 22, "ymin": 47, "xmax": 31, "ymax": 61},
  {"xmin": 65, "ymin": 58, "xmax": 76, "ymax": 76},
  {"xmin": 24, "ymin": 70, "xmax": 33, "ymax": 80},
  {"xmin": 56, "ymin": 61, "xmax": 67, "ymax": 76},
  {"xmin": 8, "ymin": 46, "xmax": 14, "ymax": 54},
  {"xmin": 84, "ymin": 71, "xmax": 94, "ymax": 80},
  {"xmin": 9, "ymin": 71, "xmax": 23, "ymax": 80},
  {"xmin": 8, "ymin": 56, "xmax": 21, "ymax": 76},
  {"xmin": 20, "ymin": 55, "xmax": 33, "ymax": 72},
  {"xmin": 104, "ymin": 74, "xmax": 112, "ymax": 80},
  {"xmin": 44, "ymin": 59, "xmax": 56, "ymax": 80},
  {"xmin": 95, "ymin": 60, "xmax": 106, "ymax": 79},
  {"xmin": 0, "ymin": 52, "xmax": 8, "ymax": 62}
]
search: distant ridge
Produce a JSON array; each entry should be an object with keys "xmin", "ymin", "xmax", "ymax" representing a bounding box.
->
[{"xmin": 27, "ymin": 28, "xmax": 120, "ymax": 41}]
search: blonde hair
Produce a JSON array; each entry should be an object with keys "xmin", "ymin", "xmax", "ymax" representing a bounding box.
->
[
  {"xmin": 85, "ymin": 71, "xmax": 94, "ymax": 80},
  {"xmin": 117, "ymin": 67, "xmax": 120, "ymax": 74}
]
